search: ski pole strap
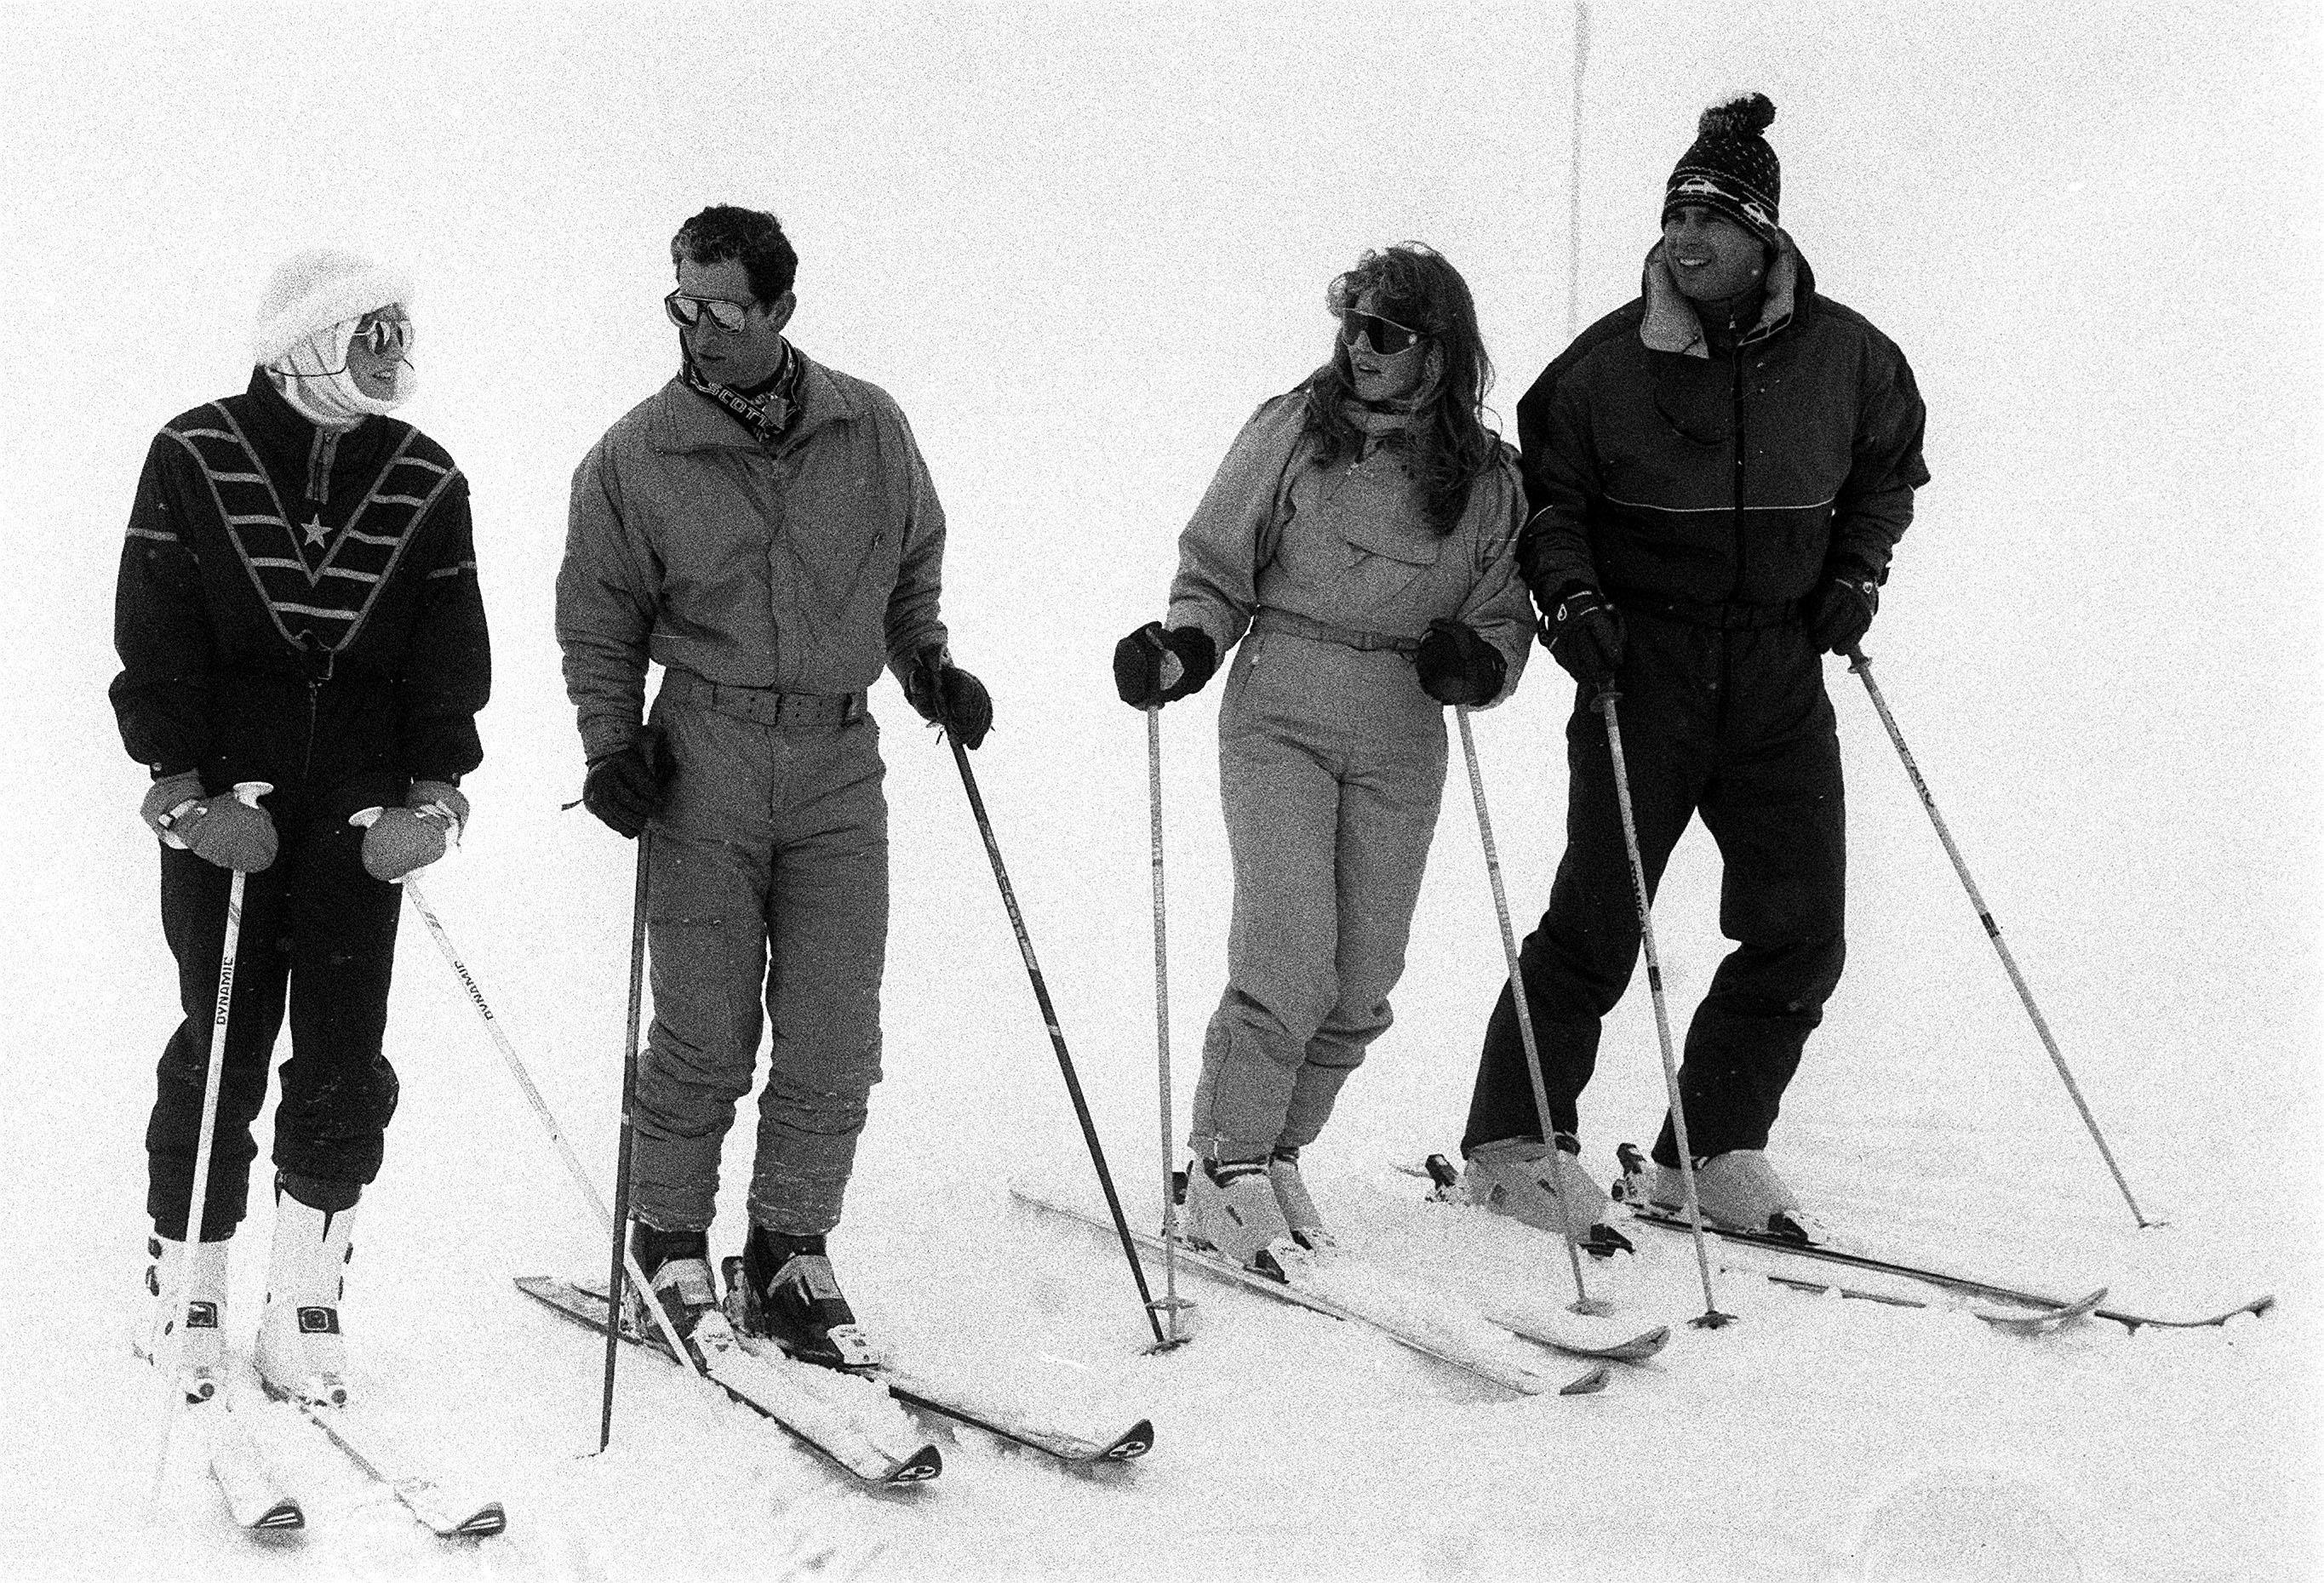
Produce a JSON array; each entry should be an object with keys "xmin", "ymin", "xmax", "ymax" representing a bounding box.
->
[
  {"xmin": 1250, "ymin": 607, "xmax": 1420, "ymax": 655},
  {"xmin": 658, "ymin": 667, "xmax": 866, "ymax": 730}
]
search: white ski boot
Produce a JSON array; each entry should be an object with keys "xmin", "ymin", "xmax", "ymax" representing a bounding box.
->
[
  {"xmin": 1462, "ymin": 1136, "xmax": 1633, "ymax": 1253},
  {"xmin": 1267, "ymin": 1151, "xmax": 1340, "ymax": 1256},
  {"xmin": 1183, "ymin": 1158, "xmax": 1300, "ymax": 1274},
  {"xmin": 1655, "ymin": 1151, "xmax": 1820, "ymax": 1243},
  {"xmin": 254, "ymin": 1195, "xmax": 355, "ymax": 1407},
  {"xmin": 144, "ymin": 1234, "xmax": 230, "ymax": 1402}
]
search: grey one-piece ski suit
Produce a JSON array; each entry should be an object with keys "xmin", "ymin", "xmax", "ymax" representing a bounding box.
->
[{"xmin": 1166, "ymin": 389, "xmax": 1532, "ymax": 1160}]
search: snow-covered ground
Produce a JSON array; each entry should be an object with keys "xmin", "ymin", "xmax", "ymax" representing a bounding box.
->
[{"xmin": 2, "ymin": 4, "xmax": 2317, "ymax": 1579}]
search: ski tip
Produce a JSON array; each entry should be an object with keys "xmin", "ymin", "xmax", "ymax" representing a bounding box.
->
[
  {"xmin": 1102, "ymin": 1420, "xmax": 1156, "ymax": 1461},
  {"xmin": 886, "ymin": 1445, "xmax": 944, "ymax": 1485},
  {"xmin": 1559, "ymin": 1364, "xmax": 1613, "ymax": 1397},
  {"xmin": 454, "ymin": 1503, "xmax": 508, "ymax": 1537},
  {"xmin": 253, "ymin": 1499, "xmax": 306, "ymax": 1531}
]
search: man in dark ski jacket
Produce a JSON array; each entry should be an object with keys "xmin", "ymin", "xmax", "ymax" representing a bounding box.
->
[
  {"xmin": 1457, "ymin": 94, "xmax": 1929, "ymax": 1243},
  {"xmin": 114, "ymin": 249, "xmax": 489, "ymax": 1406}
]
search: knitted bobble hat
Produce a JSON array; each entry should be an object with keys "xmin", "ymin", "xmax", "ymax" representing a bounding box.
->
[
  {"xmin": 251, "ymin": 248, "xmax": 415, "ymax": 368},
  {"xmin": 1663, "ymin": 93, "xmax": 1781, "ymax": 242}
]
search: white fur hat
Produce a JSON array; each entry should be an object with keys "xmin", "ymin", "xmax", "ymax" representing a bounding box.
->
[{"xmin": 251, "ymin": 248, "xmax": 415, "ymax": 367}]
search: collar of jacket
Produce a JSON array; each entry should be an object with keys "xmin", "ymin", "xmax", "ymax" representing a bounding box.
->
[
  {"xmin": 1639, "ymin": 232, "xmax": 1806, "ymax": 358},
  {"xmin": 655, "ymin": 346, "xmax": 863, "ymax": 454},
  {"xmin": 234, "ymin": 366, "xmax": 392, "ymax": 490}
]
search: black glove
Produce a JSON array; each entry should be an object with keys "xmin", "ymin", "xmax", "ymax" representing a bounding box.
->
[
  {"xmin": 1805, "ymin": 564, "xmax": 1880, "ymax": 654},
  {"xmin": 1415, "ymin": 619, "xmax": 1507, "ymax": 706},
  {"xmin": 905, "ymin": 646, "xmax": 993, "ymax": 748},
  {"xmin": 582, "ymin": 731, "xmax": 670, "ymax": 839},
  {"xmin": 1112, "ymin": 622, "xmax": 1218, "ymax": 708},
  {"xmin": 1543, "ymin": 584, "xmax": 1624, "ymax": 687}
]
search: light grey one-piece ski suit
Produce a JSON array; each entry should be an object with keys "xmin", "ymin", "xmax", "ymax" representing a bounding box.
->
[{"xmin": 1165, "ymin": 389, "xmax": 1532, "ymax": 1160}]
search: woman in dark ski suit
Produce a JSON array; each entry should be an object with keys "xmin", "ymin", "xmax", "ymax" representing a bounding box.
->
[
  {"xmin": 114, "ymin": 250, "xmax": 489, "ymax": 1405},
  {"xmin": 1115, "ymin": 244, "xmax": 1531, "ymax": 1269},
  {"xmin": 1457, "ymin": 94, "xmax": 1930, "ymax": 1245}
]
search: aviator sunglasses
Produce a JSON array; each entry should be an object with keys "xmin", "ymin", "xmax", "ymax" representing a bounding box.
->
[
  {"xmin": 665, "ymin": 290, "xmax": 757, "ymax": 333},
  {"xmin": 1342, "ymin": 310, "xmax": 1425, "ymax": 356},
  {"xmin": 353, "ymin": 311, "xmax": 413, "ymax": 357}
]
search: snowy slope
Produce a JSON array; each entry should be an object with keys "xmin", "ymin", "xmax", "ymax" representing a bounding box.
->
[{"xmin": 1, "ymin": 4, "xmax": 2317, "ymax": 1580}]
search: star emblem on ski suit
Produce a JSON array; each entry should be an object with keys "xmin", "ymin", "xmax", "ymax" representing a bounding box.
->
[{"xmin": 301, "ymin": 515, "xmax": 328, "ymax": 546}]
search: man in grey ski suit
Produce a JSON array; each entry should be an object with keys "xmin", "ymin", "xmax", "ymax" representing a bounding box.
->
[{"xmin": 557, "ymin": 205, "xmax": 989, "ymax": 1355}]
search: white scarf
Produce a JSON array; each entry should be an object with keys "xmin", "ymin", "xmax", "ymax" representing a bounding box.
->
[{"xmin": 266, "ymin": 321, "xmax": 415, "ymax": 431}]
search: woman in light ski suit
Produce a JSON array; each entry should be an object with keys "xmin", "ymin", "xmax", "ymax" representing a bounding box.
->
[{"xmin": 1114, "ymin": 244, "xmax": 1531, "ymax": 1269}]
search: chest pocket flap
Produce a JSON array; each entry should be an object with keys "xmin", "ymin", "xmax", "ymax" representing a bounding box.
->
[{"xmin": 1340, "ymin": 512, "xmax": 1440, "ymax": 568}]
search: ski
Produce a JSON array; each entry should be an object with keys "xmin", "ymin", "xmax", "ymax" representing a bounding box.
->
[
  {"xmin": 707, "ymin": 1260, "xmax": 1152, "ymax": 1465},
  {"xmin": 1408, "ymin": 1154, "xmax": 2109, "ymax": 1335},
  {"xmin": 1601, "ymin": 1149, "xmax": 2272, "ymax": 1333},
  {"xmin": 206, "ymin": 1397, "xmax": 305, "ymax": 1530},
  {"xmin": 1482, "ymin": 1304, "xmax": 1672, "ymax": 1363},
  {"xmin": 259, "ymin": 1383, "xmax": 507, "ymax": 1536},
  {"xmin": 1755, "ymin": 1272, "xmax": 2109, "ymax": 1334},
  {"xmin": 513, "ymin": 1276, "xmax": 943, "ymax": 1486},
  {"xmin": 1010, "ymin": 1182, "xmax": 1611, "ymax": 1398}
]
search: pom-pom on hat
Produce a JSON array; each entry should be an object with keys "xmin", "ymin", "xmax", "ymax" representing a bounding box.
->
[
  {"xmin": 251, "ymin": 248, "xmax": 415, "ymax": 368},
  {"xmin": 1663, "ymin": 93, "xmax": 1781, "ymax": 242}
]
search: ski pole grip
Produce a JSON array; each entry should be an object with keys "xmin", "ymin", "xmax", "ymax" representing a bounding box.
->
[
  {"xmin": 232, "ymin": 780, "xmax": 273, "ymax": 808},
  {"xmin": 348, "ymin": 807, "xmax": 384, "ymax": 830},
  {"xmin": 1590, "ymin": 683, "xmax": 1623, "ymax": 714},
  {"xmin": 1845, "ymin": 644, "xmax": 1871, "ymax": 672}
]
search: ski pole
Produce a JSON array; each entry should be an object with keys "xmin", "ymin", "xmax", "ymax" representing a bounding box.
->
[
  {"xmin": 1453, "ymin": 706, "xmax": 1609, "ymax": 1317},
  {"xmin": 600, "ymin": 831, "xmax": 652, "ymax": 1448},
  {"xmin": 1594, "ymin": 690, "xmax": 1732, "ymax": 1328},
  {"xmin": 147, "ymin": 780, "xmax": 271, "ymax": 1515},
  {"xmin": 362, "ymin": 837, "xmax": 704, "ymax": 1379},
  {"xmin": 1144, "ymin": 707, "xmax": 1196, "ymax": 1350},
  {"xmin": 944, "ymin": 732, "xmax": 1168, "ymax": 1346},
  {"xmin": 1844, "ymin": 646, "xmax": 2155, "ymax": 1228}
]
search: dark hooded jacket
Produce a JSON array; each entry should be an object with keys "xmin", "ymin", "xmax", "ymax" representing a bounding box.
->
[{"xmin": 1515, "ymin": 239, "xmax": 1928, "ymax": 610}]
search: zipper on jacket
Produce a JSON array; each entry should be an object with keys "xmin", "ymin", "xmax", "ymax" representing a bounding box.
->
[
  {"xmin": 1729, "ymin": 323, "xmax": 1747, "ymax": 599},
  {"xmin": 306, "ymin": 431, "xmax": 339, "ymax": 506}
]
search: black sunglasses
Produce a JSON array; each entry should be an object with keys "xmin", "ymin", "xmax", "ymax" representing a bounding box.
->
[
  {"xmin": 1342, "ymin": 311, "xmax": 1425, "ymax": 356},
  {"xmin": 665, "ymin": 290, "xmax": 757, "ymax": 333}
]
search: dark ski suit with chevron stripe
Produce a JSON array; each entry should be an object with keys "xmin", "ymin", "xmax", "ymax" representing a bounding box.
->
[
  {"xmin": 1463, "ymin": 239, "xmax": 1927, "ymax": 1171},
  {"xmin": 112, "ymin": 370, "xmax": 490, "ymax": 1239}
]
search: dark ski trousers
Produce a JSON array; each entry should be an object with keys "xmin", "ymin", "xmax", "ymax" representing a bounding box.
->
[
  {"xmin": 146, "ymin": 780, "xmax": 404, "ymax": 1242},
  {"xmin": 1462, "ymin": 614, "xmax": 1846, "ymax": 1169}
]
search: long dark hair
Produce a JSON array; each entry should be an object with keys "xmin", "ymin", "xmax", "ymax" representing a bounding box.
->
[{"xmin": 1302, "ymin": 243, "xmax": 1498, "ymax": 535}]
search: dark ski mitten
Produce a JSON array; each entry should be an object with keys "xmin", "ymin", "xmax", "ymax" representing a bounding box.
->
[
  {"xmin": 1543, "ymin": 584, "xmax": 1624, "ymax": 686},
  {"xmin": 906, "ymin": 646, "xmax": 993, "ymax": 748},
  {"xmin": 1416, "ymin": 619, "xmax": 1507, "ymax": 706},
  {"xmin": 582, "ymin": 731, "xmax": 670, "ymax": 839},
  {"xmin": 1806, "ymin": 563, "xmax": 1880, "ymax": 654},
  {"xmin": 1113, "ymin": 621, "xmax": 1217, "ymax": 707}
]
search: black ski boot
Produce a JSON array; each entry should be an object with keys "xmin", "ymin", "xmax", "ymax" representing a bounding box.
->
[
  {"xmin": 725, "ymin": 1226, "xmax": 882, "ymax": 1370},
  {"xmin": 627, "ymin": 1221, "xmax": 718, "ymax": 1355}
]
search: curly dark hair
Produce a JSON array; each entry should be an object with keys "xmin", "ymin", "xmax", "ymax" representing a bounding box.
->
[
  {"xmin": 1303, "ymin": 243, "xmax": 1498, "ymax": 535},
  {"xmin": 670, "ymin": 205, "xmax": 799, "ymax": 302}
]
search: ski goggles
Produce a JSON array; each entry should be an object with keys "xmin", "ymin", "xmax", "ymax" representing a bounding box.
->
[
  {"xmin": 352, "ymin": 311, "xmax": 413, "ymax": 357},
  {"xmin": 1342, "ymin": 311, "xmax": 1425, "ymax": 356},
  {"xmin": 665, "ymin": 290, "xmax": 757, "ymax": 333}
]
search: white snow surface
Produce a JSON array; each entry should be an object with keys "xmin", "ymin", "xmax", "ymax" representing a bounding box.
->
[{"xmin": 2, "ymin": 4, "xmax": 2319, "ymax": 1580}]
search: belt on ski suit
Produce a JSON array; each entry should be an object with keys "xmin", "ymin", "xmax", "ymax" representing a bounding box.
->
[
  {"xmin": 659, "ymin": 667, "xmax": 868, "ymax": 729},
  {"xmin": 1606, "ymin": 587, "xmax": 1802, "ymax": 631},
  {"xmin": 1250, "ymin": 606, "xmax": 1421, "ymax": 655}
]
